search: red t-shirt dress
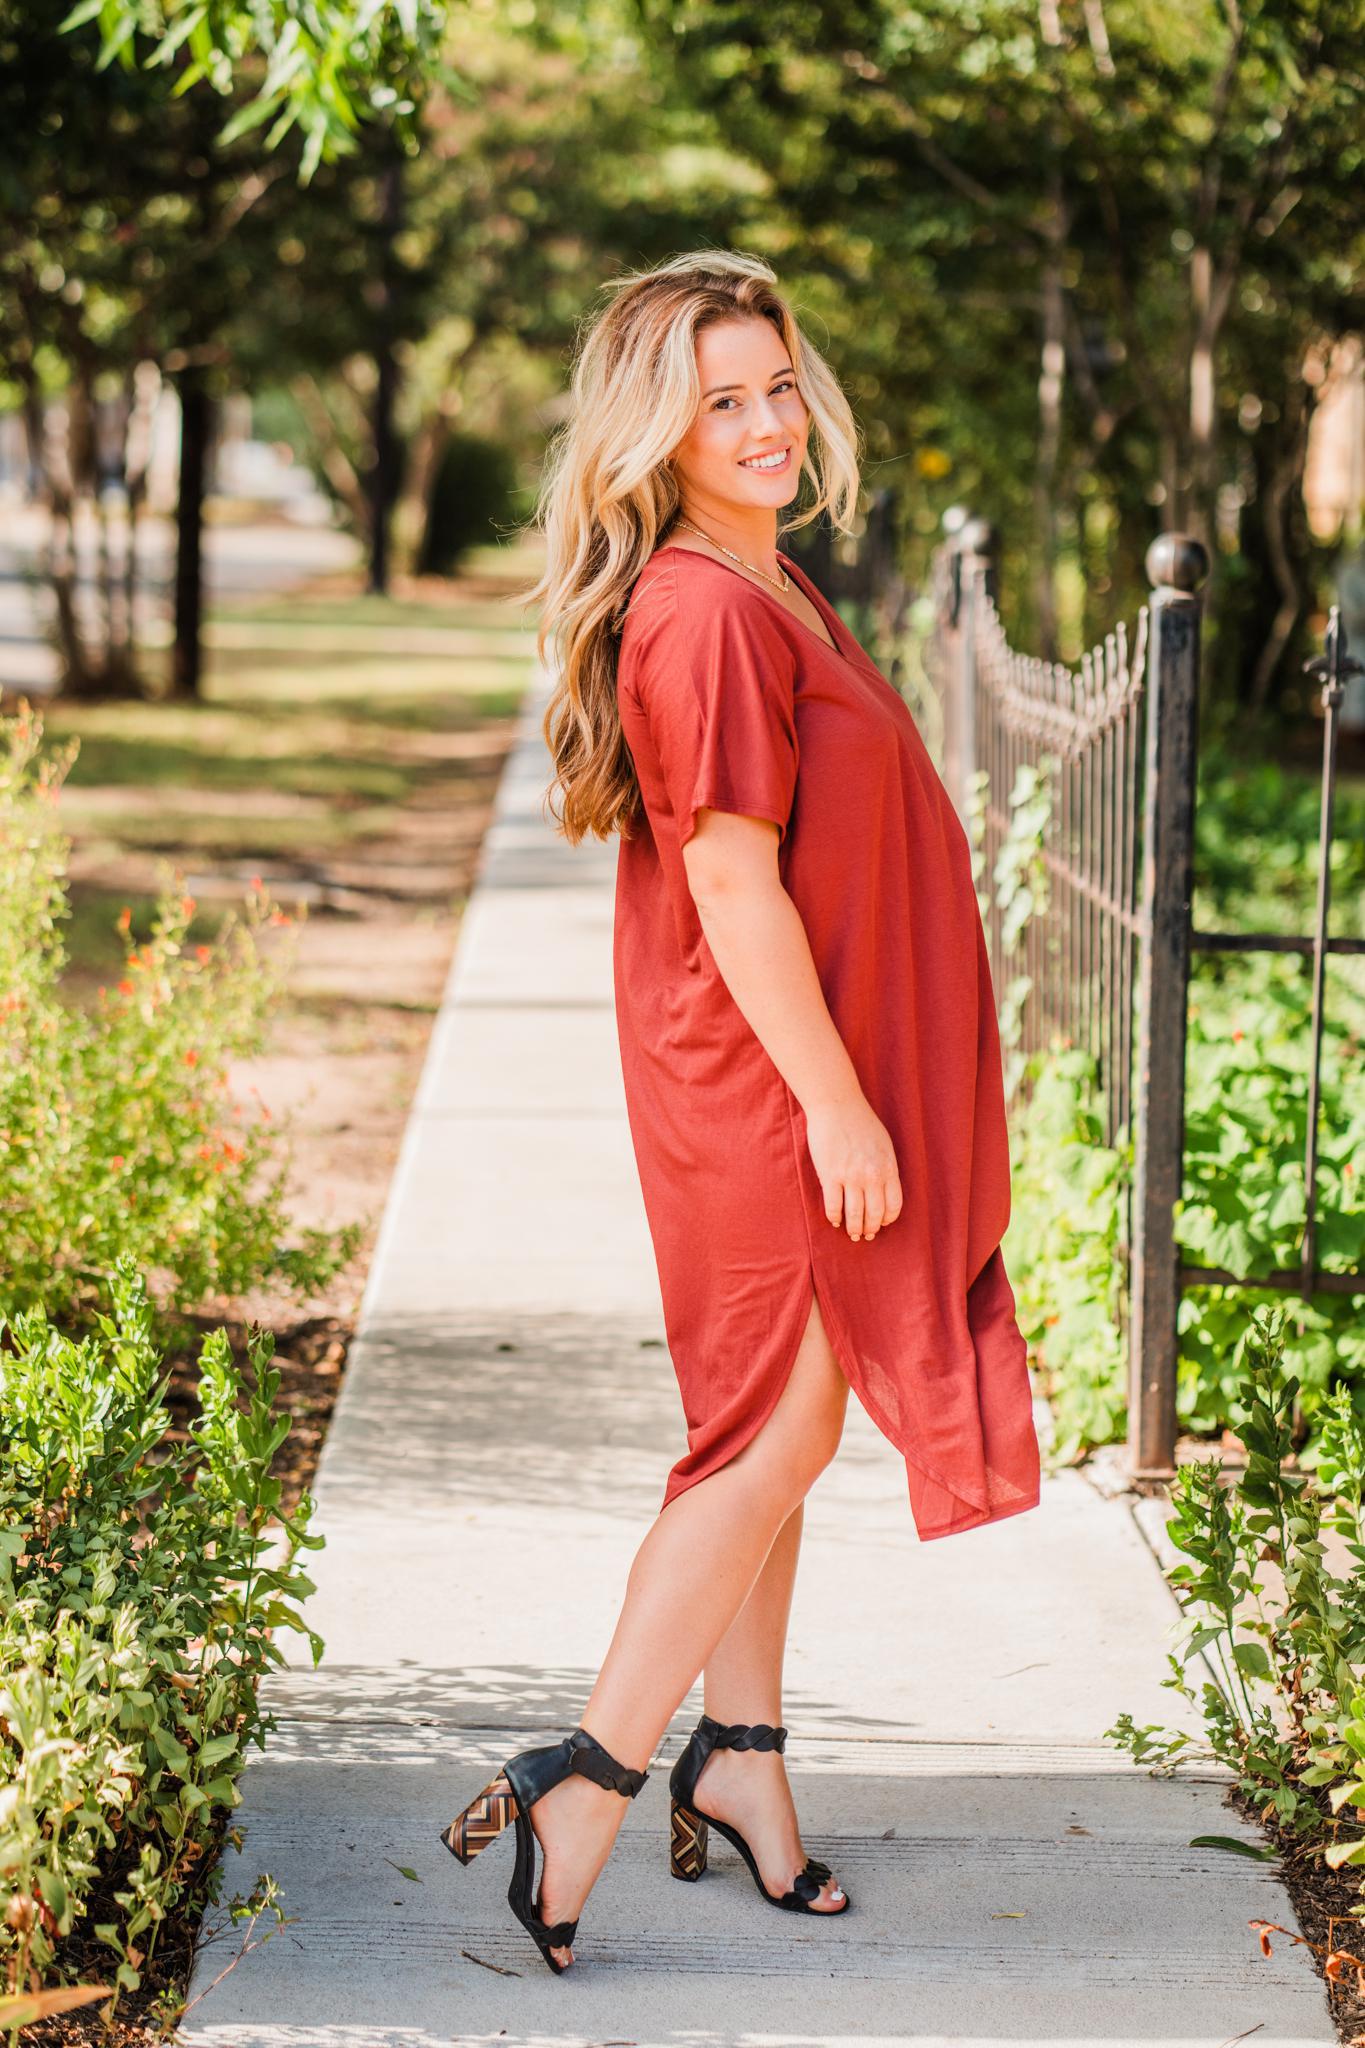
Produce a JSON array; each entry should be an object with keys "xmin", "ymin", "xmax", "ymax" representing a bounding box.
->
[{"xmin": 612, "ymin": 542, "xmax": 1041, "ymax": 1542}]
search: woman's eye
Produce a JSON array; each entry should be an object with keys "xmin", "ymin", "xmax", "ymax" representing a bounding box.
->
[{"xmin": 712, "ymin": 381, "xmax": 797, "ymax": 412}]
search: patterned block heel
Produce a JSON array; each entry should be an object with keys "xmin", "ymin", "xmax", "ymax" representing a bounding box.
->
[
  {"xmin": 669, "ymin": 1799, "xmax": 709, "ymax": 1880},
  {"xmin": 440, "ymin": 1725, "xmax": 648, "ymax": 1974},
  {"xmin": 668, "ymin": 1714, "xmax": 849, "ymax": 1915}
]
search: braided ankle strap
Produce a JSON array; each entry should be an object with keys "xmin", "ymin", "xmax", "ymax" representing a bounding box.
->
[
  {"xmin": 568, "ymin": 1726, "xmax": 649, "ymax": 1797},
  {"xmin": 504, "ymin": 1725, "xmax": 648, "ymax": 1812},
  {"xmin": 704, "ymin": 1715, "xmax": 788, "ymax": 1755}
]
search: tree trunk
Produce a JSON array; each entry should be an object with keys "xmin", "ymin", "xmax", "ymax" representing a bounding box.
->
[
  {"xmin": 1032, "ymin": 177, "xmax": 1067, "ymax": 660},
  {"xmin": 367, "ymin": 146, "xmax": 404, "ymax": 597},
  {"xmin": 172, "ymin": 365, "xmax": 213, "ymax": 699}
]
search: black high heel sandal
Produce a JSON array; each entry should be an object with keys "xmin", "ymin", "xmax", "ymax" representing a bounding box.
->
[
  {"xmin": 440, "ymin": 1725, "xmax": 648, "ymax": 1974},
  {"xmin": 668, "ymin": 1714, "xmax": 849, "ymax": 1914}
]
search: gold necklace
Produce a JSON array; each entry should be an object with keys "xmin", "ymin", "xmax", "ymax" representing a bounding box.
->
[{"xmin": 673, "ymin": 514, "xmax": 791, "ymax": 593}]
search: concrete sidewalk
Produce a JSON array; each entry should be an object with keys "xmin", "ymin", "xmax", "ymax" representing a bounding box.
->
[{"xmin": 180, "ymin": 671, "xmax": 1333, "ymax": 2047}]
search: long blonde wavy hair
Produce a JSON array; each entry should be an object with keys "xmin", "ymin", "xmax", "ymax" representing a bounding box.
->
[{"xmin": 524, "ymin": 249, "xmax": 862, "ymax": 845}]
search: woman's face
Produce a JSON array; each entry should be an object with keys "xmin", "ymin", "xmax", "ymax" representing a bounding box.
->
[{"xmin": 669, "ymin": 316, "xmax": 809, "ymax": 514}]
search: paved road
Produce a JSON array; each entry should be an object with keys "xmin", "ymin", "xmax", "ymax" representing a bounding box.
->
[
  {"xmin": 178, "ymin": 667, "xmax": 1333, "ymax": 2048},
  {"xmin": 0, "ymin": 504, "xmax": 359, "ymax": 693}
]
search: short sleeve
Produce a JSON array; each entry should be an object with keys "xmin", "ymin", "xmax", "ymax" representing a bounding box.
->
[{"xmin": 633, "ymin": 570, "xmax": 799, "ymax": 850}]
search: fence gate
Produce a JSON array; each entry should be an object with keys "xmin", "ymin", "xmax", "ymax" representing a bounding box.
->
[{"xmin": 927, "ymin": 515, "xmax": 1363, "ymax": 1478}]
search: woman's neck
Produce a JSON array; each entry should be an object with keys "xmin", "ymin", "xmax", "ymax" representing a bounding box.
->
[{"xmin": 673, "ymin": 498, "xmax": 781, "ymax": 574}]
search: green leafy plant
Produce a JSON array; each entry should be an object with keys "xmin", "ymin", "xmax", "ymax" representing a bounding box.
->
[
  {"xmin": 990, "ymin": 756, "xmax": 1056, "ymax": 1100},
  {"xmin": 0, "ymin": 1255, "xmax": 322, "ymax": 2028},
  {"xmin": 983, "ymin": 732, "xmax": 1365, "ymax": 1461},
  {"xmin": 1, "ymin": 700, "xmax": 363, "ymax": 1338},
  {"xmin": 1004, "ymin": 1045, "xmax": 1129, "ymax": 1461},
  {"xmin": 1108, "ymin": 1307, "xmax": 1365, "ymax": 1924}
]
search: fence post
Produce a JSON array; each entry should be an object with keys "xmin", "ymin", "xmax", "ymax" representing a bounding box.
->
[
  {"xmin": 951, "ymin": 517, "xmax": 997, "ymax": 815},
  {"xmin": 1128, "ymin": 533, "xmax": 1209, "ymax": 1479}
]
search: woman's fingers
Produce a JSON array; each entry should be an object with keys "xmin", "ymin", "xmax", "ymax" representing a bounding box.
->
[{"xmin": 822, "ymin": 1179, "xmax": 905, "ymax": 1240}]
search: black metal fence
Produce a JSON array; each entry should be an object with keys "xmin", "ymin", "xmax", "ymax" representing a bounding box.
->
[{"xmin": 927, "ymin": 516, "xmax": 1364, "ymax": 1478}]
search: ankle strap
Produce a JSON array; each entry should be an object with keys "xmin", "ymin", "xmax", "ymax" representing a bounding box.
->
[
  {"xmin": 504, "ymin": 1726, "xmax": 648, "ymax": 1812},
  {"xmin": 569, "ymin": 1726, "xmax": 649, "ymax": 1796},
  {"xmin": 700, "ymin": 1714, "xmax": 788, "ymax": 1755}
]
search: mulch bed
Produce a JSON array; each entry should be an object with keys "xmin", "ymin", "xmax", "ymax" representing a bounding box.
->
[
  {"xmin": 1227, "ymin": 1777, "xmax": 1365, "ymax": 2044},
  {"xmin": 160, "ymin": 1306, "xmax": 352, "ymax": 1524}
]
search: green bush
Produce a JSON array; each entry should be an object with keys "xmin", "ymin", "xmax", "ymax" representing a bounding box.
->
[
  {"xmin": 0, "ymin": 700, "xmax": 362, "ymax": 1337},
  {"xmin": 0, "ymin": 1255, "xmax": 321, "ymax": 2027},
  {"xmin": 1006, "ymin": 986, "xmax": 1365, "ymax": 1462},
  {"xmin": 987, "ymin": 729, "xmax": 1365, "ymax": 1459},
  {"xmin": 417, "ymin": 430, "xmax": 518, "ymax": 577},
  {"xmin": 1003, "ymin": 1045, "xmax": 1128, "ymax": 1463},
  {"xmin": 1108, "ymin": 1307, "xmax": 1365, "ymax": 1933}
]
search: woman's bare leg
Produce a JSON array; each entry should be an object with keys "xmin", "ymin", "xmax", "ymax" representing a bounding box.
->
[
  {"xmin": 693, "ymin": 1500, "xmax": 836, "ymax": 1903},
  {"xmin": 529, "ymin": 1296, "xmax": 848, "ymax": 1962}
]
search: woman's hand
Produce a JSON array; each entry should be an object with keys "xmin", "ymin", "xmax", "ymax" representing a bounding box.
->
[{"xmin": 804, "ymin": 1093, "xmax": 903, "ymax": 1242}]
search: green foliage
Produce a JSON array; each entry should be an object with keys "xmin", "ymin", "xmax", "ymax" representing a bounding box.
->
[
  {"xmin": 0, "ymin": 1255, "xmax": 322, "ymax": 2018},
  {"xmin": 0, "ymin": 700, "xmax": 363, "ymax": 1339},
  {"xmin": 1004, "ymin": 1045, "xmax": 1129, "ymax": 1462},
  {"xmin": 416, "ymin": 429, "xmax": 519, "ymax": 576},
  {"xmin": 989, "ymin": 756, "xmax": 1056, "ymax": 1098},
  {"xmin": 1108, "ymin": 1307, "xmax": 1365, "ymax": 1896},
  {"xmin": 994, "ymin": 736, "xmax": 1365, "ymax": 1458},
  {"xmin": 1177, "ymin": 955, "xmax": 1365, "ymax": 1433},
  {"xmin": 637, "ymin": 0, "xmax": 1365, "ymax": 697},
  {"xmin": 56, "ymin": 0, "xmax": 447, "ymax": 181},
  {"xmin": 1196, "ymin": 740, "xmax": 1365, "ymax": 946}
]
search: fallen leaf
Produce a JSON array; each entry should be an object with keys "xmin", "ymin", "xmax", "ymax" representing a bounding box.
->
[{"xmin": 0, "ymin": 1986, "xmax": 113, "ymax": 2025}]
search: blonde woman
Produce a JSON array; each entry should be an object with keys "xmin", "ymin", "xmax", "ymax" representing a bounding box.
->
[{"xmin": 441, "ymin": 250, "xmax": 1041, "ymax": 1973}]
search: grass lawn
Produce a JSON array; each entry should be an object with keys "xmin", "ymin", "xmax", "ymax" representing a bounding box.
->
[{"xmin": 33, "ymin": 541, "xmax": 539, "ymax": 994}]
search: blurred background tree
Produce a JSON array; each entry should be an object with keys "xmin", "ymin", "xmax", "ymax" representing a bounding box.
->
[
  {"xmin": 8, "ymin": 0, "xmax": 1362, "ymax": 716},
  {"xmin": 633, "ymin": 0, "xmax": 1365, "ymax": 705}
]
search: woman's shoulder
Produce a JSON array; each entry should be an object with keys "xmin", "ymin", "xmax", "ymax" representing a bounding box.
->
[{"xmin": 621, "ymin": 545, "xmax": 790, "ymax": 663}]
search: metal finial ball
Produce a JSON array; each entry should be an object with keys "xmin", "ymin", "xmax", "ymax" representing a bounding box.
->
[
  {"xmin": 1145, "ymin": 534, "xmax": 1209, "ymax": 593},
  {"xmin": 960, "ymin": 518, "xmax": 998, "ymax": 557}
]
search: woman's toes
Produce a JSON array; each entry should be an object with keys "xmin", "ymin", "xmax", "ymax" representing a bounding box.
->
[{"xmin": 551, "ymin": 1943, "xmax": 574, "ymax": 1967}]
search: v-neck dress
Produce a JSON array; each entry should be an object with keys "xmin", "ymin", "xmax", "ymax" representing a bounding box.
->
[{"xmin": 612, "ymin": 542, "xmax": 1041, "ymax": 1542}]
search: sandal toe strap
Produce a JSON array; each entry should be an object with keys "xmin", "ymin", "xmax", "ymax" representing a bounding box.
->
[
  {"xmin": 791, "ymin": 1857, "xmax": 833, "ymax": 1902},
  {"xmin": 537, "ymin": 1914, "xmax": 579, "ymax": 1947}
]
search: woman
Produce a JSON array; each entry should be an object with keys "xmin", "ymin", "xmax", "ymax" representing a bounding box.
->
[{"xmin": 441, "ymin": 249, "xmax": 1041, "ymax": 1974}]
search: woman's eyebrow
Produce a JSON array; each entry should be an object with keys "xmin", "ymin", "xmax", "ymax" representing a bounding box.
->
[{"xmin": 702, "ymin": 365, "xmax": 796, "ymax": 398}]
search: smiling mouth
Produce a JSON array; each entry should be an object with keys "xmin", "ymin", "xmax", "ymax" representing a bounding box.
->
[{"xmin": 739, "ymin": 447, "xmax": 791, "ymax": 472}]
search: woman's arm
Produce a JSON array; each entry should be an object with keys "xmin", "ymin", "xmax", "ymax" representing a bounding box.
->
[{"xmin": 682, "ymin": 807, "xmax": 902, "ymax": 1243}]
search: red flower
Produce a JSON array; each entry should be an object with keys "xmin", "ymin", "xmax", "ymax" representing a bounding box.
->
[
  {"xmin": 1232, "ymin": 1029, "xmax": 1245, "ymax": 1044},
  {"xmin": 250, "ymin": 874, "xmax": 264, "ymax": 892},
  {"xmin": 110, "ymin": 1155, "xmax": 125, "ymax": 1170},
  {"xmin": 184, "ymin": 1049, "xmax": 199, "ymax": 1067},
  {"xmin": 195, "ymin": 944, "xmax": 211, "ymax": 964},
  {"xmin": 117, "ymin": 907, "xmax": 132, "ymax": 933},
  {"xmin": 118, "ymin": 979, "xmax": 134, "ymax": 996},
  {"xmin": 181, "ymin": 895, "xmax": 196, "ymax": 916}
]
